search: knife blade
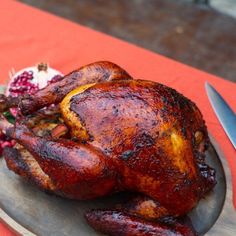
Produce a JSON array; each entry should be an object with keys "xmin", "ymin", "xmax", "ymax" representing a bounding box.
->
[{"xmin": 205, "ymin": 82, "xmax": 236, "ymax": 149}]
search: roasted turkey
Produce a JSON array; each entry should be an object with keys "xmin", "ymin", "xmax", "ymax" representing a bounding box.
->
[{"xmin": 0, "ymin": 61, "xmax": 216, "ymax": 236}]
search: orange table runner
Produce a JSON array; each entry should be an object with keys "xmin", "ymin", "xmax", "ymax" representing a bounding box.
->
[{"xmin": 0, "ymin": 0, "xmax": 235, "ymax": 234}]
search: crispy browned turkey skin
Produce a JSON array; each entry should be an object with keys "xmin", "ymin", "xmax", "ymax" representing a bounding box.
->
[
  {"xmin": 0, "ymin": 61, "xmax": 216, "ymax": 236},
  {"xmin": 85, "ymin": 210, "xmax": 197, "ymax": 236}
]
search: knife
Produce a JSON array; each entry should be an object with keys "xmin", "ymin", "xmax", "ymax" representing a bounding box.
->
[{"xmin": 205, "ymin": 82, "xmax": 236, "ymax": 149}]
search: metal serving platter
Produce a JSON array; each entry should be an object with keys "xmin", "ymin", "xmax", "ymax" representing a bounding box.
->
[{"xmin": 0, "ymin": 136, "xmax": 235, "ymax": 236}]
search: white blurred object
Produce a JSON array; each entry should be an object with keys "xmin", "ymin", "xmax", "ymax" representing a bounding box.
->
[
  {"xmin": 186, "ymin": 0, "xmax": 236, "ymax": 18},
  {"xmin": 6, "ymin": 63, "xmax": 63, "ymax": 96},
  {"xmin": 211, "ymin": 0, "xmax": 236, "ymax": 18}
]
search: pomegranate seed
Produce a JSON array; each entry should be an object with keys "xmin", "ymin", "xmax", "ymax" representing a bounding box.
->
[
  {"xmin": 2, "ymin": 141, "xmax": 12, "ymax": 148},
  {"xmin": 22, "ymin": 71, "xmax": 29, "ymax": 76},
  {"xmin": 3, "ymin": 68, "xmax": 61, "ymax": 149},
  {"xmin": 11, "ymin": 140, "xmax": 16, "ymax": 146}
]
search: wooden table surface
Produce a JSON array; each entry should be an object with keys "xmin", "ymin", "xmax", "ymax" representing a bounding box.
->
[{"xmin": 18, "ymin": 0, "xmax": 236, "ymax": 82}]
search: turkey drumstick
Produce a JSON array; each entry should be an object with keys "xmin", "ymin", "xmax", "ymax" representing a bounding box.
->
[{"xmin": 0, "ymin": 61, "xmax": 132, "ymax": 115}]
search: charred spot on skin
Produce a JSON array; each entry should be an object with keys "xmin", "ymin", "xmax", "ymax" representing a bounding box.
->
[
  {"xmin": 183, "ymin": 178, "xmax": 192, "ymax": 186},
  {"xmin": 112, "ymin": 105, "xmax": 119, "ymax": 115},
  {"xmin": 89, "ymin": 135, "xmax": 95, "ymax": 142},
  {"xmin": 159, "ymin": 216, "xmax": 177, "ymax": 225},
  {"xmin": 161, "ymin": 104, "xmax": 168, "ymax": 112},
  {"xmin": 134, "ymin": 132, "xmax": 155, "ymax": 149},
  {"xmin": 102, "ymin": 72, "xmax": 112, "ymax": 81},
  {"xmin": 70, "ymin": 71, "xmax": 82, "ymax": 81},
  {"xmin": 135, "ymin": 143, "xmax": 144, "ymax": 149},
  {"xmin": 181, "ymin": 127, "xmax": 187, "ymax": 137},
  {"xmin": 102, "ymin": 166, "xmax": 113, "ymax": 178},
  {"xmin": 104, "ymin": 148, "xmax": 112, "ymax": 155},
  {"xmin": 173, "ymin": 111, "xmax": 179, "ymax": 117},
  {"xmin": 173, "ymin": 184, "xmax": 180, "ymax": 192},
  {"xmin": 161, "ymin": 96, "xmax": 168, "ymax": 104},
  {"xmin": 52, "ymin": 86, "xmax": 60, "ymax": 94},
  {"xmin": 151, "ymin": 120, "xmax": 158, "ymax": 126},
  {"xmin": 156, "ymin": 147, "xmax": 165, "ymax": 157},
  {"xmin": 165, "ymin": 166, "xmax": 179, "ymax": 177},
  {"xmin": 81, "ymin": 139, "xmax": 87, "ymax": 144},
  {"xmin": 120, "ymin": 150, "xmax": 134, "ymax": 161},
  {"xmin": 159, "ymin": 109, "xmax": 169, "ymax": 121},
  {"xmin": 114, "ymin": 127, "xmax": 122, "ymax": 135},
  {"xmin": 71, "ymin": 136, "xmax": 79, "ymax": 142}
]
